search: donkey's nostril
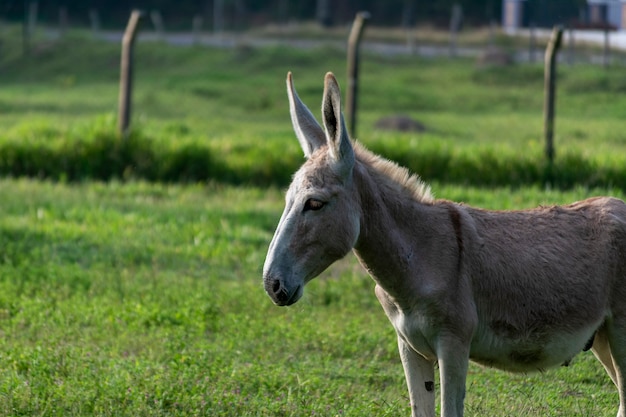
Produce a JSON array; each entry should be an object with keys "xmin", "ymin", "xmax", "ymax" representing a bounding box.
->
[
  {"xmin": 268, "ymin": 279, "xmax": 290, "ymax": 304},
  {"xmin": 272, "ymin": 280, "xmax": 281, "ymax": 294},
  {"xmin": 265, "ymin": 277, "xmax": 287, "ymax": 302},
  {"xmin": 264, "ymin": 275, "xmax": 300, "ymax": 305}
]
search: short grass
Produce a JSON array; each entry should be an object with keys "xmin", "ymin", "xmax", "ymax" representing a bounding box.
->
[{"xmin": 0, "ymin": 179, "xmax": 624, "ymax": 416}]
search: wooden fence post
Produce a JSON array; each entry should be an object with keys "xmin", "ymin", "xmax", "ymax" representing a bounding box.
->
[
  {"xmin": 567, "ymin": 26, "xmax": 575, "ymax": 65},
  {"xmin": 543, "ymin": 25, "xmax": 563, "ymax": 175},
  {"xmin": 22, "ymin": 1, "xmax": 38, "ymax": 57},
  {"xmin": 118, "ymin": 10, "xmax": 143, "ymax": 138},
  {"xmin": 449, "ymin": 4, "xmax": 462, "ymax": 57},
  {"xmin": 59, "ymin": 6, "xmax": 68, "ymax": 37},
  {"xmin": 346, "ymin": 11, "xmax": 370, "ymax": 139},
  {"xmin": 22, "ymin": 1, "xmax": 30, "ymax": 56},
  {"xmin": 214, "ymin": 0, "xmax": 224, "ymax": 35},
  {"xmin": 192, "ymin": 15, "xmax": 203, "ymax": 45},
  {"xmin": 28, "ymin": 2, "xmax": 38, "ymax": 38},
  {"xmin": 150, "ymin": 10, "xmax": 164, "ymax": 40},
  {"xmin": 316, "ymin": 0, "xmax": 333, "ymax": 27},
  {"xmin": 402, "ymin": 1, "xmax": 417, "ymax": 54},
  {"xmin": 529, "ymin": 22, "xmax": 536, "ymax": 63},
  {"xmin": 89, "ymin": 9, "xmax": 100, "ymax": 38},
  {"xmin": 603, "ymin": 27, "xmax": 610, "ymax": 68}
]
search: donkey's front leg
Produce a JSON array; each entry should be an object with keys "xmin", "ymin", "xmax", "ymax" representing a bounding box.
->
[
  {"xmin": 437, "ymin": 335, "xmax": 471, "ymax": 417},
  {"xmin": 398, "ymin": 336, "xmax": 436, "ymax": 417}
]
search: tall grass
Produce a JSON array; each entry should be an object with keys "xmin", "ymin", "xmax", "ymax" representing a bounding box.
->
[
  {"xmin": 1, "ymin": 30, "xmax": 626, "ymax": 189},
  {"xmin": 0, "ymin": 116, "xmax": 622, "ymax": 188}
]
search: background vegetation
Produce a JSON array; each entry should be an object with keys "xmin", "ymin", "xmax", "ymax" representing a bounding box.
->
[
  {"xmin": 1, "ymin": 28, "xmax": 626, "ymax": 189},
  {"xmin": 0, "ymin": 23, "xmax": 625, "ymax": 416},
  {"xmin": 2, "ymin": 0, "xmax": 509, "ymax": 28}
]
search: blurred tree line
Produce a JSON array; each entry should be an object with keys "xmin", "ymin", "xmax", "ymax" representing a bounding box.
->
[{"xmin": 1, "ymin": 0, "xmax": 507, "ymax": 30}]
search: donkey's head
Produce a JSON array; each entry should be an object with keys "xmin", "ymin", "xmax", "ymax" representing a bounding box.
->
[{"xmin": 263, "ymin": 72, "xmax": 361, "ymax": 306}]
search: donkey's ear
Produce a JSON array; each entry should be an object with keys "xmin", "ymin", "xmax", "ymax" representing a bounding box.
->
[
  {"xmin": 287, "ymin": 72, "xmax": 325, "ymax": 158},
  {"xmin": 322, "ymin": 72, "xmax": 355, "ymax": 178}
]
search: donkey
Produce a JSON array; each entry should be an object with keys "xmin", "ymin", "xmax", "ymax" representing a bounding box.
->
[{"xmin": 263, "ymin": 72, "xmax": 626, "ymax": 417}]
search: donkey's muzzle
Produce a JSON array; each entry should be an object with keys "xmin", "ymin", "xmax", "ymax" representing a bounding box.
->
[{"xmin": 264, "ymin": 275, "xmax": 301, "ymax": 306}]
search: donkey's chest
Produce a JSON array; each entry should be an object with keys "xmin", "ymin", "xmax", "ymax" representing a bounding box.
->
[
  {"xmin": 375, "ymin": 285, "xmax": 439, "ymax": 361},
  {"xmin": 392, "ymin": 311, "xmax": 439, "ymax": 361}
]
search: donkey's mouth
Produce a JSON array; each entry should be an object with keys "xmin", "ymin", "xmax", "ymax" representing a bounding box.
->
[
  {"xmin": 284, "ymin": 285, "xmax": 303, "ymax": 306},
  {"xmin": 276, "ymin": 285, "xmax": 304, "ymax": 307}
]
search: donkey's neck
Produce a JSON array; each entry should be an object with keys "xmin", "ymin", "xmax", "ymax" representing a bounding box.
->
[{"xmin": 351, "ymin": 153, "xmax": 456, "ymax": 306}]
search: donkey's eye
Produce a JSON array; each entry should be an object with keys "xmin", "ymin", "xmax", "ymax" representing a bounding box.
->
[{"xmin": 303, "ymin": 198, "xmax": 325, "ymax": 212}]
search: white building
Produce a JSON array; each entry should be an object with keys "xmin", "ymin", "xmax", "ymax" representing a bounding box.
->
[
  {"xmin": 502, "ymin": 0, "xmax": 526, "ymax": 30},
  {"xmin": 588, "ymin": 0, "xmax": 626, "ymax": 29}
]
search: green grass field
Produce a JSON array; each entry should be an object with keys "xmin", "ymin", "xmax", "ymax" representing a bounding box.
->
[
  {"xmin": 0, "ymin": 180, "xmax": 624, "ymax": 416},
  {"xmin": 1, "ymin": 26, "xmax": 626, "ymax": 416}
]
